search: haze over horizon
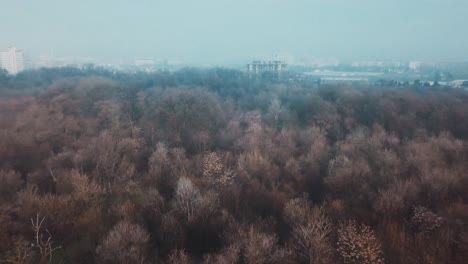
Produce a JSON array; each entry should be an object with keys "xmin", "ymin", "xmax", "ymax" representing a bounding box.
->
[{"xmin": 2, "ymin": 0, "xmax": 468, "ymax": 64}]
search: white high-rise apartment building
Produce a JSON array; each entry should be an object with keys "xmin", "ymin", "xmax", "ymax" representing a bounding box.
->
[{"xmin": 0, "ymin": 46, "xmax": 25, "ymax": 74}]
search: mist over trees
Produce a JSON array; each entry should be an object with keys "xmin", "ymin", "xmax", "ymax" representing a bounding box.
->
[{"xmin": 1, "ymin": 67, "xmax": 468, "ymax": 263}]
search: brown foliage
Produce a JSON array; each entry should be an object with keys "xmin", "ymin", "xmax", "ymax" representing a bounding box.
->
[
  {"xmin": 337, "ymin": 221, "xmax": 384, "ymax": 264},
  {"xmin": 2, "ymin": 72, "xmax": 468, "ymax": 263},
  {"xmin": 410, "ymin": 206, "xmax": 444, "ymax": 233},
  {"xmin": 203, "ymin": 152, "xmax": 235, "ymax": 188}
]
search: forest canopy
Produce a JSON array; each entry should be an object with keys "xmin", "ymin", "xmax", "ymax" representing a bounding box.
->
[{"xmin": 0, "ymin": 67, "xmax": 468, "ymax": 264}]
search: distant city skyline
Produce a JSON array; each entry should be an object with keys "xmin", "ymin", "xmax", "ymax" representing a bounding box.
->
[
  {"xmin": 2, "ymin": 44, "xmax": 465, "ymax": 73},
  {"xmin": 1, "ymin": 0, "xmax": 468, "ymax": 64},
  {"xmin": 1, "ymin": 45, "xmax": 464, "ymax": 66}
]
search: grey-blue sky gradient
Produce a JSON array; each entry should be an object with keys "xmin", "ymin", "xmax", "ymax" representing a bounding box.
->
[{"xmin": 1, "ymin": 0, "xmax": 467, "ymax": 64}]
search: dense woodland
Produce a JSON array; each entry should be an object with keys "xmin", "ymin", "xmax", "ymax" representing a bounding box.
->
[{"xmin": 0, "ymin": 67, "xmax": 468, "ymax": 264}]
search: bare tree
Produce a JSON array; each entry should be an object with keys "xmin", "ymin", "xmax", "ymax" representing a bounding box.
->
[
  {"xmin": 2, "ymin": 238, "xmax": 33, "ymax": 264},
  {"xmin": 167, "ymin": 249, "xmax": 192, "ymax": 264},
  {"xmin": 30, "ymin": 214, "xmax": 61, "ymax": 264},
  {"xmin": 291, "ymin": 221, "xmax": 333, "ymax": 264},
  {"xmin": 221, "ymin": 225, "xmax": 290, "ymax": 264},
  {"xmin": 174, "ymin": 177, "xmax": 219, "ymax": 222},
  {"xmin": 175, "ymin": 177, "xmax": 201, "ymax": 222},
  {"xmin": 148, "ymin": 142, "xmax": 169, "ymax": 178},
  {"xmin": 96, "ymin": 220, "xmax": 150, "ymax": 264},
  {"xmin": 284, "ymin": 197, "xmax": 334, "ymax": 264}
]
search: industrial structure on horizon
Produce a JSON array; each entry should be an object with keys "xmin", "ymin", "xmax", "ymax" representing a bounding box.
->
[{"xmin": 0, "ymin": 46, "xmax": 24, "ymax": 74}]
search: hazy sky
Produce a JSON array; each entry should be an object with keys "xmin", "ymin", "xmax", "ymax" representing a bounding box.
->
[{"xmin": 1, "ymin": 0, "xmax": 467, "ymax": 64}]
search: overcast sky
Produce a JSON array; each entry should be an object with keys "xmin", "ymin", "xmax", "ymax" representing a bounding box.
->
[{"xmin": 1, "ymin": 0, "xmax": 467, "ymax": 64}]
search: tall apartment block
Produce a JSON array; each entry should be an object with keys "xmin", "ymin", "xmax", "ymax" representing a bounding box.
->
[{"xmin": 0, "ymin": 46, "xmax": 24, "ymax": 74}]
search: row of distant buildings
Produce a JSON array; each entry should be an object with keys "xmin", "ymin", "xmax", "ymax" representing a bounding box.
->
[{"xmin": 0, "ymin": 46, "xmax": 24, "ymax": 74}]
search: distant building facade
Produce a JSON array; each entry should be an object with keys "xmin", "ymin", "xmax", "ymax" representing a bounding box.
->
[
  {"xmin": 408, "ymin": 61, "xmax": 421, "ymax": 71},
  {"xmin": 451, "ymin": 80, "xmax": 468, "ymax": 89},
  {"xmin": 247, "ymin": 60, "xmax": 287, "ymax": 74},
  {"xmin": 319, "ymin": 77, "xmax": 368, "ymax": 86},
  {"xmin": 0, "ymin": 46, "xmax": 24, "ymax": 74}
]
